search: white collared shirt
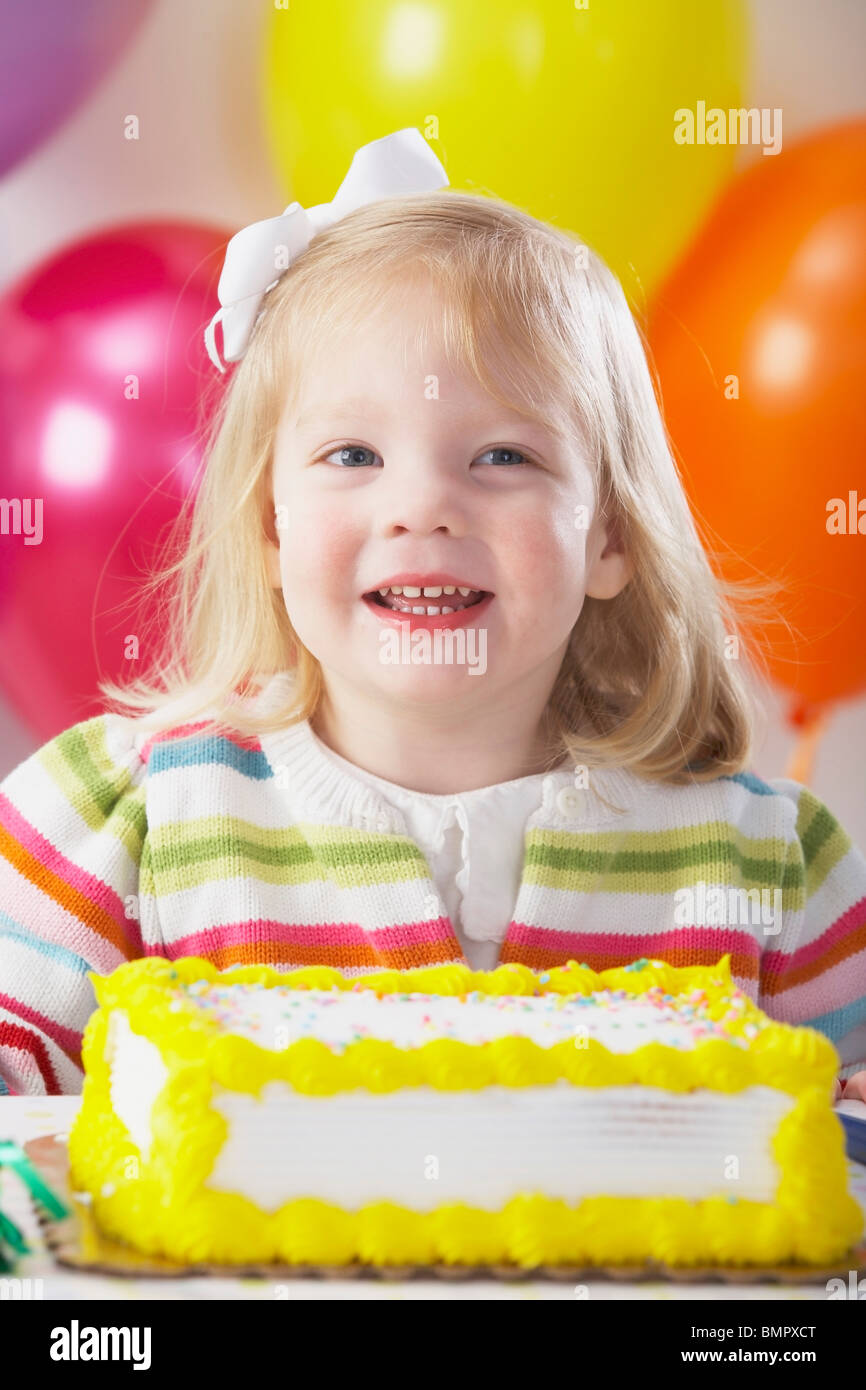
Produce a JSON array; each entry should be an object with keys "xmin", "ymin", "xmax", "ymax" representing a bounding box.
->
[{"xmin": 310, "ymin": 730, "xmax": 553, "ymax": 970}]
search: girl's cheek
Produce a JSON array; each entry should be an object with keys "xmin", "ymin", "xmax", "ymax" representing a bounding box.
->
[
  {"xmin": 508, "ymin": 508, "xmax": 584, "ymax": 589},
  {"xmin": 283, "ymin": 514, "xmax": 362, "ymax": 592}
]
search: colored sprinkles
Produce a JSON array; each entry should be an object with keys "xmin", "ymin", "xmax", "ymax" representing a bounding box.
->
[{"xmin": 175, "ymin": 976, "xmax": 766, "ymax": 1056}]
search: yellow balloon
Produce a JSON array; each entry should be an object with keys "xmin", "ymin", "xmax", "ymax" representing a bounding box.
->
[{"xmin": 263, "ymin": 0, "xmax": 748, "ymax": 303}]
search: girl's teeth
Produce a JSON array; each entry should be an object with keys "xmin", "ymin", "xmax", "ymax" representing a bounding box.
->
[
  {"xmin": 377, "ymin": 583, "xmax": 480, "ymax": 599},
  {"xmin": 371, "ymin": 583, "xmax": 485, "ymax": 614},
  {"xmin": 411, "ymin": 603, "xmax": 464, "ymax": 614}
]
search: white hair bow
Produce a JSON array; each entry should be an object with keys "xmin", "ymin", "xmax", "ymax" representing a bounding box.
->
[{"xmin": 204, "ymin": 127, "xmax": 449, "ymax": 373}]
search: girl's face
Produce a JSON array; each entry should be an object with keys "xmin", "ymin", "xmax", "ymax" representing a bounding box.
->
[{"xmin": 267, "ymin": 279, "xmax": 631, "ymax": 716}]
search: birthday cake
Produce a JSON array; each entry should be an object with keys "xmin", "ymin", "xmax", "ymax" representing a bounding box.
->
[{"xmin": 67, "ymin": 954, "xmax": 862, "ymax": 1271}]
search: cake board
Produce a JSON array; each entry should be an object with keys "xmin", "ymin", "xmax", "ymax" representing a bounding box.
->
[{"xmin": 24, "ymin": 1135, "xmax": 866, "ymax": 1286}]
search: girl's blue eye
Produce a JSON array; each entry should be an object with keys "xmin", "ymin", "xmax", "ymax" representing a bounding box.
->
[
  {"xmin": 476, "ymin": 447, "xmax": 529, "ymax": 466},
  {"xmin": 323, "ymin": 444, "xmax": 531, "ymax": 468},
  {"xmin": 325, "ymin": 446, "xmax": 380, "ymax": 468}
]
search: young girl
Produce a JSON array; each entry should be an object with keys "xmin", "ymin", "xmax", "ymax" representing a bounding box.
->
[{"xmin": 1, "ymin": 129, "xmax": 864, "ymax": 1100}]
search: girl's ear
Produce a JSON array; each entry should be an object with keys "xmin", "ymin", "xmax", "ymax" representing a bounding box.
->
[{"xmin": 585, "ymin": 513, "xmax": 633, "ymax": 600}]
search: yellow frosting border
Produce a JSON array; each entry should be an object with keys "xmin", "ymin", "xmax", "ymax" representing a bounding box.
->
[{"xmin": 67, "ymin": 954, "xmax": 863, "ymax": 1268}]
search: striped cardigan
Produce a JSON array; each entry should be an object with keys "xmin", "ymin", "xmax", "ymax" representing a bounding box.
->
[{"xmin": 1, "ymin": 676, "xmax": 865, "ymax": 1094}]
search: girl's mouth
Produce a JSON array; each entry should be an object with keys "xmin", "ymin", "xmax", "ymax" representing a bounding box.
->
[
  {"xmin": 366, "ymin": 584, "xmax": 487, "ymax": 615},
  {"xmin": 361, "ymin": 583, "xmax": 493, "ymax": 629}
]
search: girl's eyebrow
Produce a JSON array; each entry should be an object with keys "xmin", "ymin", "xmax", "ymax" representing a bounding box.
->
[
  {"xmin": 293, "ymin": 399, "xmax": 571, "ymax": 444},
  {"xmin": 294, "ymin": 398, "xmax": 373, "ymax": 429}
]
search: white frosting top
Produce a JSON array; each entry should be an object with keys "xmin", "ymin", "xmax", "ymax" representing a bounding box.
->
[{"xmin": 170, "ymin": 979, "xmax": 762, "ymax": 1054}]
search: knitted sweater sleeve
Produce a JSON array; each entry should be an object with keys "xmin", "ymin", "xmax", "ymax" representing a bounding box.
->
[
  {"xmin": 759, "ymin": 777, "xmax": 866, "ymax": 1081},
  {"xmin": 0, "ymin": 713, "xmax": 147, "ymax": 1095}
]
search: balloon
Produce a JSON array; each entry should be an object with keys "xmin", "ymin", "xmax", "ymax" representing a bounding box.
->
[
  {"xmin": 0, "ymin": 222, "xmax": 228, "ymax": 740},
  {"xmin": 263, "ymin": 0, "xmax": 748, "ymax": 301},
  {"xmin": 0, "ymin": 0, "xmax": 154, "ymax": 177},
  {"xmin": 647, "ymin": 120, "xmax": 866, "ymax": 710}
]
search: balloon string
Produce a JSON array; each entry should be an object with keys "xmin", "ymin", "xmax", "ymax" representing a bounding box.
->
[{"xmin": 784, "ymin": 700, "xmax": 831, "ymax": 786}]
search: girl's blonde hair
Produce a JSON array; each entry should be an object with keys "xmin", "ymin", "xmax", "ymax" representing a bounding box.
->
[{"xmin": 99, "ymin": 189, "xmax": 781, "ymax": 784}]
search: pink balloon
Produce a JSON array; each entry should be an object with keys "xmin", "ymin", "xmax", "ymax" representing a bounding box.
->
[{"xmin": 0, "ymin": 222, "xmax": 228, "ymax": 739}]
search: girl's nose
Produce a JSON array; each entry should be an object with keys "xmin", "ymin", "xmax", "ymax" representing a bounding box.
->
[{"xmin": 378, "ymin": 465, "xmax": 467, "ymax": 537}]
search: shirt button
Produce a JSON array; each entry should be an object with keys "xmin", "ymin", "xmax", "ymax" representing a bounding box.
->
[{"xmin": 556, "ymin": 786, "xmax": 584, "ymax": 818}]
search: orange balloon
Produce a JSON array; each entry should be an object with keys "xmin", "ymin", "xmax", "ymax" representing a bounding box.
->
[{"xmin": 647, "ymin": 120, "xmax": 866, "ymax": 709}]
